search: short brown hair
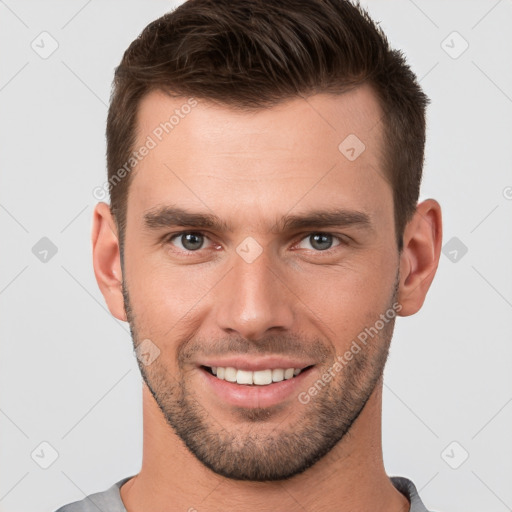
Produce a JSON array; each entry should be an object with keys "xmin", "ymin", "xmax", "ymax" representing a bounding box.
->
[{"xmin": 106, "ymin": 0, "xmax": 429, "ymax": 252}]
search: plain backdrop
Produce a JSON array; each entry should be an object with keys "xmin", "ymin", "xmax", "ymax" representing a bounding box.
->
[{"xmin": 1, "ymin": 1, "xmax": 511, "ymax": 511}]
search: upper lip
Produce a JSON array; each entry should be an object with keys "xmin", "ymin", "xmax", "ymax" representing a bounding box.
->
[{"xmin": 198, "ymin": 357, "xmax": 316, "ymax": 372}]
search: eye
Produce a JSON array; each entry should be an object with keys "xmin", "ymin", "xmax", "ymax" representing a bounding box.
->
[
  {"xmin": 168, "ymin": 231, "xmax": 212, "ymax": 252},
  {"xmin": 295, "ymin": 233, "xmax": 344, "ymax": 251}
]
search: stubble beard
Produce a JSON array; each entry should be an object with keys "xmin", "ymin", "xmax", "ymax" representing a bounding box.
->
[{"xmin": 122, "ymin": 275, "xmax": 398, "ymax": 481}]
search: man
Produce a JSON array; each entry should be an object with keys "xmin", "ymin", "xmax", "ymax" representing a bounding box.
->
[{"xmin": 56, "ymin": 0, "xmax": 442, "ymax": 510}]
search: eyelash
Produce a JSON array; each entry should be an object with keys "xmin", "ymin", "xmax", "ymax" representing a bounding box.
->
[{"xmin": 164, "ymin": 231, "xmax": 349, "ymax": 256}]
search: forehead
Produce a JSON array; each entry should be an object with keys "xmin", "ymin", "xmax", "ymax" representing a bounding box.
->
[
  {"xmin": 127, "ymin": 85, "xmax": 390, "ymax": 228},
  {"xmin": 135, "ymin": 84, "xmax": 385, "ymax": 160}
]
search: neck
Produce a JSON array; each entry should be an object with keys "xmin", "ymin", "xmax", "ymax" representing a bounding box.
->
[{"xmin": 120, "ymin": 379, "xmax": 409, "ymax": 512}]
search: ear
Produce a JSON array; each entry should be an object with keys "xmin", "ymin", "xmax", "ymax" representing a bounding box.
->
[
  {"xmin": 91, "ymin": 202, "xmax": 127, "ymax": 322},
  {"xmin": 397, "ymin": 199, "xmax": 442, "ymax": 317}
]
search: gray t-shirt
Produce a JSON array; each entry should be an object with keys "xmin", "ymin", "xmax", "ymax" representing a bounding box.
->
[{"xmin": 55, "ymin": 475, "xmax": 434, "ymax": 511}]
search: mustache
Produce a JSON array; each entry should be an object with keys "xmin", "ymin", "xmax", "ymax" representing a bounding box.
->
[{"xmin": 178, "ymin": 333, "xmax": 333, "ymax": 364}]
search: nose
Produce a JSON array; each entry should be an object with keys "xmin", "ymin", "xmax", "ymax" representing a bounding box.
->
[{"xmin": 214, "ymin": 246, "xmax": 295, "ymax": 341}]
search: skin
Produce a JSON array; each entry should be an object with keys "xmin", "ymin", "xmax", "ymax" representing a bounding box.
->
[{"xmin": 92, "ymin": 84, "xmax": 442, "ymax": 512}]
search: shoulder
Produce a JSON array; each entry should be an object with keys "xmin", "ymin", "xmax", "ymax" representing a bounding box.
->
[
  {"xmin": 54, "ymin": 476, "xmax": 134, "ymax": 512},
  {"xmin": 390, "ymin": 475, "xmax": 438, "ymax": 512}
]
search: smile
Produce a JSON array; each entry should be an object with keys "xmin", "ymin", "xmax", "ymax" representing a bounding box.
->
[
  {"xmin": 202, "ymin": 366, "xmax": 311, "ymax": 386},
  {"xmin": 199, "ymin": 363, "xmax": 316, "ymax": 408}
]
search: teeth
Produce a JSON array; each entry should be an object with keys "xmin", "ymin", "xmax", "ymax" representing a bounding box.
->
[
  {"xmin": 209, "ymin": 366, "xmax": 304, "ymax": 386},
  {"xmin": 224, "ymin": 367, "xmax": 237, "ymax": 382},
  {"xmin": 272, "ymin": 368, "xmax": 284, "ymax": 382},
  {"xmin": 236, "ymin": 370, "xmax": 253, "ymax": 385},
  {"xmin": 253, "ymin": 369, "xmax": 272, "ymax": 385}
]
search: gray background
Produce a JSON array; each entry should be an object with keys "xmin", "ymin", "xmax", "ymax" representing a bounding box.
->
[{"xmin": 1, "ymin": 1, "xmax": 511, "ymax": 511}]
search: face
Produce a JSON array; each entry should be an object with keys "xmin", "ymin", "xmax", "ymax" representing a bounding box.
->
[{"xmin": 121, "ymin": 85, "xmax": 400, "ymax": 481}]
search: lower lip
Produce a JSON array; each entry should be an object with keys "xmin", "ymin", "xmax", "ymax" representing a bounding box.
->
[{"xmin": 199, "ymin": 366, "xmax": 315, "ymax": 409}]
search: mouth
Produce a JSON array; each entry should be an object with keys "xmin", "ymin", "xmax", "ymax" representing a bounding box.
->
[
  {"xmin": 197, "ymin": 358, "xmax": 318, "ymax": 408},
  {"xmin": 201, "ymin": 365, "xmax": 315, "ymax": 386}
]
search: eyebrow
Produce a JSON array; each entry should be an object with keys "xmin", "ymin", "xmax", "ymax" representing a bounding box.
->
[{"xmin": 143, "ymin": 205, "xmax": 373, "ymax": 234}]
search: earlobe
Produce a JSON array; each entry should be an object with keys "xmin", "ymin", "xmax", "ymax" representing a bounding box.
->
[
  {"xmin": 91, "ymin": 202, "xmax": 127, "ymax": 322},
  {"xmin": 397, "ymin": 199, "xmax": 443, "ymax": 317}
]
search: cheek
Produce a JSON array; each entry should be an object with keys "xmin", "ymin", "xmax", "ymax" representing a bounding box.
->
[
  {"xmin": 125, "ymin": 250, "xmax": 220, "ymax": 333},
  {"xmin": 289, "ymin": 251, "xmax": 397, "ymax": 346}
]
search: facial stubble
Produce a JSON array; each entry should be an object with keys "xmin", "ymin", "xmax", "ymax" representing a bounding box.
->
[{"xmin": 122, "ymin": 273, "xmax": 399, "ymax": 481}]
